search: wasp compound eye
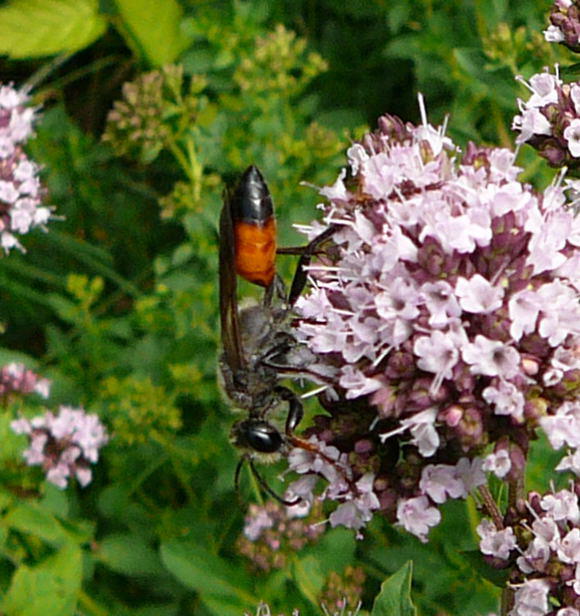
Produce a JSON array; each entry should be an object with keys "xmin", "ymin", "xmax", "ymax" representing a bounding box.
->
[{"xmin": 244, "ymin": 421, "xmax": 283, "ymax": 454}]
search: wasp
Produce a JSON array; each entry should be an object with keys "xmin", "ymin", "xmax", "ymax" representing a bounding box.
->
[
  {"xmin": 219, "ymin": 165, "xmax": 361, "ymax": 505},
  {"xmin": 219, "ymin": 165, "xmax": 309, "ymax": 502}
]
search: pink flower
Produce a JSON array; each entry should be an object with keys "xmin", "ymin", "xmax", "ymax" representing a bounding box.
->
[
  {"xmin": 455, "ymin": 275, "xmax": 504, "ymax": 314},
  {"xmin": 461, "ymin": 336, "xmax": 520, "ymax": 378},
  {"xmin": 511, "ymin": 579, "xmax": 550, "ymax": 616},
  {"xmin": 0, "ymin": 362, "xmax": 50, "ymax": 399},
  {"xmin": 11, "ymin": 406, "xmax": 108, "ymax": 489},
  {"xmin": 396, "ymin": 495, "xmax": 441, "ymax": 542},
  {"xmin": 419, "ymin": 464, "xmax": 465, "ymax": 504},
  {"xmin": 0, "ymin": 83, "xmax": 51, "ymax": 252},
  {"xmin": 477, "ymin": 519, "xmax": 517, "ymax": 560},
  {"xmin": 565, "ymin": 119, "xmax": 580, "ymax": 156}
]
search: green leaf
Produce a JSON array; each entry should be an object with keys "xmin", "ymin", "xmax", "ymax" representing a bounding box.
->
[
  {"xmin": 459, "ymin": 550, "xmax": 509, "ymax": 588},
  {"xmin": 4, "ymin": 502, "xmax": 69, "ymax": 547},
  {"xmin": 96, "ymin": 533, "xmax": 164, "ymax": 576},
  {"xmin": 371, "ymin": 561, "xmax": 417, "ymax": 616},
  {"xmin": 2, "ymin": 544, "xmax": 82, "ymax": 616},
  {"xmin": 315, "ymin": 527, "xmax": 356, "ymax": 575},
  {"xmin": 113, "ymin": 0, "xmax": 189, "ymax": 66},
  {"xmin": 160, "ymin": 539, "xmax": 255, "ymax": 613},
  {"xmin": 0, "ymin": 0, "xmax": 107, "ymax": 59},
  {"xmin": 293, "ymin": 555, "xmax": 325, "ymax": 605}
]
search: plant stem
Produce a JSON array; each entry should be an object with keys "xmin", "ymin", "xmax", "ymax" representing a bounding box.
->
[{"xmin": 478, "ymin": 484, "xmax": 503, "ymax": 529}]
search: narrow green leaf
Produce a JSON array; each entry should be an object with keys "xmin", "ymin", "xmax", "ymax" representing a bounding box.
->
[
  {"xmin": 0, "ymin": 0, "xmax": 107, "ymax": 59},
  {"xmin": 113, "ymin": 0, "xmax": 189, "ymax": 66},
  {"xmin": 96, "ymin": 533, "xmax": 164, "ymax": 576},
  {"xmin": 160, "ymin": 540, "xmax": 255, "ymax": 607},
  {"xmin": 293, "ymin": 556, "xmax": 325, "ymax": 605},
  {"xmin": 371, "ymin": 561, "xmax": 417, "ymax": 616}
]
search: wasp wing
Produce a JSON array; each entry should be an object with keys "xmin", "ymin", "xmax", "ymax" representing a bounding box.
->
[{"xmin": 219, "ymin": 189, "xmax": 246, "ymax": 373}]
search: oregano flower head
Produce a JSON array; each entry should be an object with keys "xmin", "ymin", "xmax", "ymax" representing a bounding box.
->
[{"xmin": 283, "ymin": 100, "xmax": 580, "ymax": 541}]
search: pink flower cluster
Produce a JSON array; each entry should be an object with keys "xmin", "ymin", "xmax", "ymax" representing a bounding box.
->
[
  {"xmin": 0, "ymin": 84, "xmax": 51, "ymax": 252},
  {"xmin": 512, "ymin": 68, "xmax": 580, "ymax": 168},
  {"xmin": 237, "ymin": 500, "xmax": 325, "ymax": 571},
  {"xmin": 284, "ymin": 105, "xmax": 580, "ymax": 540},
  {"xmin": 0, "ymin": 362, "xmax": 50, "ymax": 399},
  {"xmin": 477, "ymin": 487, "xmax": 580, "ymax": 615},
  {"xmin": 11, "ymin": 406, "xmax": 108, "ymax": 488}
]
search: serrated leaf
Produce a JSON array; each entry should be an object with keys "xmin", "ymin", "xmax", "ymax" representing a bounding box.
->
[
  {"xmin": 1, "ymin": 544, "xmax": 82, "ymax": 616},
  {"xmin": 113, "ymin": 0, "xmax": 189, "ymax": 66},
  {"xmin": 371, "ymin": 561, "xmax": 417, "ymax": 616},
  {"xmin": 0, "ymin": 0, "xmax": 107, "ymax": 59}
]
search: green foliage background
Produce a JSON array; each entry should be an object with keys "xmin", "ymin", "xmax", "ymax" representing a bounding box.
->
[{"xmin": 0, "ymin": 1, "xmax": 567, "ymax": 614}]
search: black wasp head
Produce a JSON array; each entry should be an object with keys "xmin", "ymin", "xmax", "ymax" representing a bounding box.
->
[{"xmin": 232, "ymin": 419, "xmax": 283, "ymax": 454}]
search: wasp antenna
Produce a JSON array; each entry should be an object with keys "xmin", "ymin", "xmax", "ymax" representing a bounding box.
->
[{"xmin": 248, "ymin": 457, "xmax": 300, "ymax": 506}]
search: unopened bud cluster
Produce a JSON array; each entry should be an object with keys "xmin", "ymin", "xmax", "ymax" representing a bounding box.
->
[
  {"xmin": 545, "ymin": 1, "xmax": 580, "ymax": 52},
  {"xmin": 319, "ymin": 566, "xmax": 365, "ymax": 615},
  {"xmin": 103, "ymin": 65, "xmax": 206, "ymax": 162}
]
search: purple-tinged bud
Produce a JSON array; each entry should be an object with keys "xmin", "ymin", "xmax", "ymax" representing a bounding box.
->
[
  {"xmin": 378, "ymin": 489, "xmax": 398, "ymax": 516},
  {"xmin": 527, "ymin": 491, "xmax": 543, "ymax": 514},
  {"xmin": 384, "ymin": 349, "xmax": 415, "ymax": 379},
  {"xmin": 456, "ymin": 407, "xmax": 485, "ymax": 450},
  {"xmin": 521, "ymin": 355, "xmax": 540, "ymax": 376},
  {"xmin": 376, "ymin": 114, "xmax": 410, "ymax": 144},
  {"xmin": 504, "ymin": 441, "xmax": 527, "ymax": 482},
  {"xmin": 546, "ymin": 1, "xmax": 580, "ymax": 52},
  {"xmin": 406, "ymin": 377, "xmax": 435, "ymax": 411},
  {"xmin": 354, "ymin": 439, "xmax": 374, "ymax": 454},
  {"xmin": 439, "ymin": 405, "xmax": 463, "ymax": 428},
  {"xmin": 524, "ymin": 397, "xmax": 549, "ymax": 423},
  {"xmin": 371, "ymin": 384, "xmax": 397, "ymax": 418}
]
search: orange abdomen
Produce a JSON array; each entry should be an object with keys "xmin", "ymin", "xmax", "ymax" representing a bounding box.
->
[{"xmin": 234, "ymin": 218, "xmax": 277, "ymax": 287}]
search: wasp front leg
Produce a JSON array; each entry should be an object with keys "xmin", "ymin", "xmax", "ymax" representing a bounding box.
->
[{"xmin": 280, "ymin": 224, "xmax": 338, "ymax": 306}]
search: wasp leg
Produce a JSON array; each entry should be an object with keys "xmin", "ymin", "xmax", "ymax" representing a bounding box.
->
[
  {"xmin": 275, "ymin": 386, "xmax": 304, "ymax": 434},
  {"xmin": 263, "ymin": 273, "xmax": 286, "ymax": 307},
  {"xmin": 247, "ymin": 457, "xmax": 300, "ymax": 506},
  {"xmin": 235, "ymin": 450, "xmax": 300, "ymax": 506},
  {"xmin": 286, "ymin": 224, "xmax": 338, "ymax": 306}
]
